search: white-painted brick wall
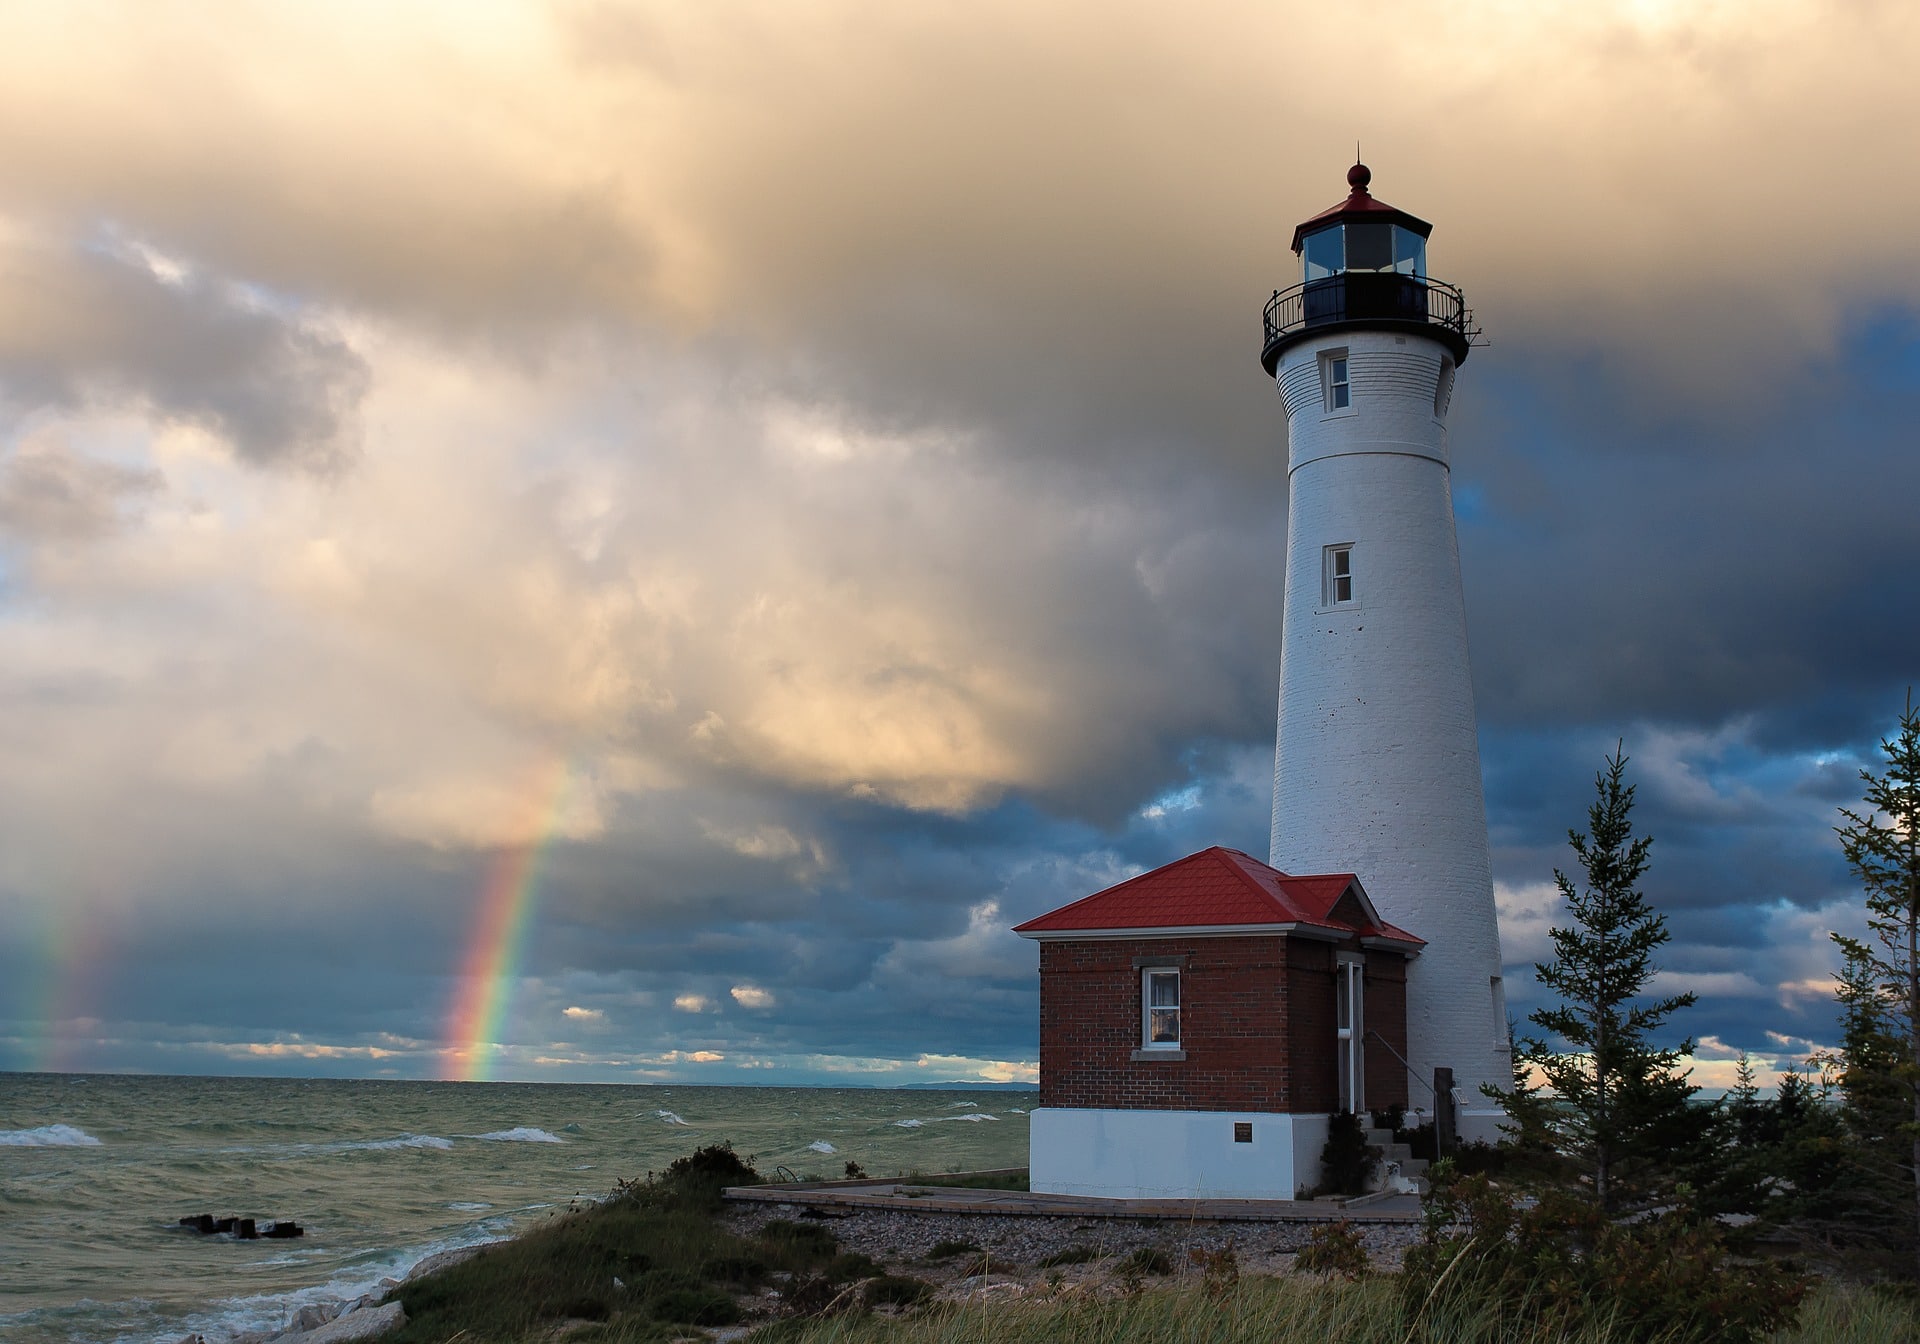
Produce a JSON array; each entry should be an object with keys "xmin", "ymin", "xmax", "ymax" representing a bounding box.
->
[{"xmin": 1268, "ymin": 329, "xmax": 1511, "ymax": 1107}]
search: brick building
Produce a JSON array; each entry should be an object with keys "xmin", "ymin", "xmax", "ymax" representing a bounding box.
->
[{"xmin": 1013, "ymin": 846, "xmax": 1421, "ymax": 1199}]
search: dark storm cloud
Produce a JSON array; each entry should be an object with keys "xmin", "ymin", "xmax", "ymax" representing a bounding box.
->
[
  {"xmin": 2, "ymin": 2, "xmax": 1917, "ymax": 1086},
  {"xmin": 0, "ymin": 239, "xmax": 368, "ymax": 470}
]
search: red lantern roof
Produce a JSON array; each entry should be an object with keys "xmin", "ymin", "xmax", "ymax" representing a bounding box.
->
[
  {"xmin": 1289, "ymin": 162, "xmax": 1434, "ymax": 255},
  {"xmin": 1011, "ymin": 846, "xmax": 1423, "ymax": 948}
]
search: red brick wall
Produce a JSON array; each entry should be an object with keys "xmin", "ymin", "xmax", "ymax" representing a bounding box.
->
[
  {"xmin": 1286, "ymin": 940, "xmax": 1337, "ymax": 1112},
  {"xmin": 1037, "ymin": 935, "xmax": 1413, "ymax": 1115},
  {"xmin": 1363, "ymin": 950, "xmax": 1410, "ymax": 1110},
  {"xmin": 1038, "ymin": 937, "xmax": 1291, "ymax": 1112}
]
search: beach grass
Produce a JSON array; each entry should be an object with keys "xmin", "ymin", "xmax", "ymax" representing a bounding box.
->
[
  {"xmin": 382, "ymin": 1153, "xmax": 1920, "ymax": 1344},
  {"xmin": 766, "ymin": 1277, "xmax": 1918, "ymax": 1344},
  {"xmin": 900, "ymin": 1169, "xmax": 1028, "ymax": 1191}
]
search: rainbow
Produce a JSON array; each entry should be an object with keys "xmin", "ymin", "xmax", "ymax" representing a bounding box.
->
[
  {"xmin": 20, "ymin": 893, "xmax": 108, "ymax": 1074},
  {"xmin": 442, "ymin": 760, "xmax": 573, "ymax": 1082}
]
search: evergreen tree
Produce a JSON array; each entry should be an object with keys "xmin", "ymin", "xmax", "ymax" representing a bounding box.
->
[
  {"xmin": 1830, "ymin": 696, "xmax": 1920, "ymax": 1276},
  {"xmin": 1494, "ymin": 746, "xmax": 1699, "ymax": 1213}
]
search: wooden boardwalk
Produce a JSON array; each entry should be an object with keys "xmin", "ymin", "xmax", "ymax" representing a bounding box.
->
[{"xmin": 723, "ymin": 1174, "xmax": 1421, "ymax": 1224}]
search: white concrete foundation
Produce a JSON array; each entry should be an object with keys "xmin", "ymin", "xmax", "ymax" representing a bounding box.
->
[
  {"xmin": 1457, "ymin": 1107, "xmax": 1507, "ymax": 1147},
  {"xmin": 1030, "ymin": 1107, "xmax": 1331, "ymax": 1201}
]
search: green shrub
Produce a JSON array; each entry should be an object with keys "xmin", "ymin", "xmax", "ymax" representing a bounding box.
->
[
  {"xmin": 1117, "ymin": 1246, "xmax": 1173, "ymax": 1276},
  {"xmin": 1294, "ymin": 1220, "xmax": 1370, "ymax": 1280},
  {"xmin": 952, "ymin": 1250, "xmax": 996, "ymax": 1278},
  {"xmin": 756, "ymin": 1217, "xmax": 841, "ymax": 1267},
  {"xmin": 782, "ymin": 1272, "xmax": 864, "ymax": 1317},
  {"xmin": 698, "ymin": 1252, "xmax": 767, "ymax": 1284},
  {"xmin": 551, "ymin": 1292, "xmax": 612, "ymax": 1321},
  {"xmin": 924, "ymin": 1238, "xmax": 981, "ymax": 1261},
  {"xmin": 825, "ymin": 1251, "xmax": 883, "ymax": 1282},
  {"xmin": 661, "ymin": 1140, "xmax": 759, "ymax": 1188},
  {"xmin": 1187, "ymin": 1243, "xmax": 1239, "ymax": 1297},
  {"xmin": 1035, "ymin": 1244, "xmax": 1101, "ymax": 1268},
  {"xmin": 1316, "ymin": 1110, "xmax": 1378, "ymax": 1196},
  {"xmin": 863, "ymin": 1273, "xmax": 934, "ymax": 1308},
  {"xmin": 648, "ymin": 1284, "xmax": 740, "ymax": 1326},
  {"xmin": 1404, "ymin": 1170, "xmax": 1811, "ymax": 1344}
]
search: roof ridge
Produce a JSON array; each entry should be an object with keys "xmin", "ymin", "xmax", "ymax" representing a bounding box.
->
[{"xmin": 1207, "ymin": 846, "xmax": 1295, "ymax": 920}]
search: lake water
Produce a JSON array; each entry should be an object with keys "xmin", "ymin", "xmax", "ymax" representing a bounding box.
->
[{"xmin": 0, "ymin": 1072, "xmax": 1035, "ymax": 1343}]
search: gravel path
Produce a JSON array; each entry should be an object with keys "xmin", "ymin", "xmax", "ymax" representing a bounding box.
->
[{"xmin": 721, "ymin": 1201, "xmax": 1424, "ymax": 1285}]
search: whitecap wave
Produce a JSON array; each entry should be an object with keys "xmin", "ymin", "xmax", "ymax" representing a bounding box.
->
[
  {"xmin": 946, "ymin": 1101, "xmax": 979, "ymax": 1108},
  {"xmin": 940, "ymin": 1113, "xmax": 999, "ymax": 1123},
  {"xmin": 807, "ymin": 1140, "xmax": 836, "ymax": 1154},
  {"xmin": 892, "ymin": 1119, "xmax": 923, "ymax": 1128},
  {"xmin": 170, "ymin": 1221, "xmax": 515, "ymax": 1344},
  {"xmin": 0, "ymin": 1123, "xmax": 102, "ymax": 1147},
  {"xmin": 473, "ymin": 1127, "xmax": 564, "ymax": 1144},
  {"xmin": 655, "ymin": 1110, "xmax": 694, "ymax": 1126},
  {"xmin": 1006, "ymin": 1108, "xmax": 1027, "ymax": 1114},
  {"xmin": 447, "ymin": 1202, "xmax": 491, "ymax": 1212},
  {"xmin": 348, "ymin": 1134, "xmax": 454, "ymax": 1151}
]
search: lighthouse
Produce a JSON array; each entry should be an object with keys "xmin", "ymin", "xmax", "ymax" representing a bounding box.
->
[
  {"xmin": 1011, "ymin": 163, "xmax": 1508, "ymax": 1201},
  {"xmin": 1262, "ymin": 163, "xmax": 1509, "ymax": 1139}
]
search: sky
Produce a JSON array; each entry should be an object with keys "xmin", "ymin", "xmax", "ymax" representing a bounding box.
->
[{"xmin": 1, "ymin": 0, "xmax": 1917, "ymax": 1092}]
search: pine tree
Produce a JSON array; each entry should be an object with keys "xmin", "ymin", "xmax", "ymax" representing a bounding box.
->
[
  {"xmin": 1495, "ymin": 746, "xmax": 1699, "ymax": 1213},
  {"xmin": 1830, "ymin": 692, "xmax": 1920, "ymax": 1277}
]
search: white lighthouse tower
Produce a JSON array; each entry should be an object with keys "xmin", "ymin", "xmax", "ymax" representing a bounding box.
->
[{"xmin": 1262, "ymin": 163, "xmax": 1509, "ymax": 1137}]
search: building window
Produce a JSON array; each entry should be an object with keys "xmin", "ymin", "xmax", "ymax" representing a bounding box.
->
[
  {"xmin": 1142, "ymin": 968, "xmax": 1181, "ymax": 1048},
  {"xmin": 1322, "ymin": 351, "xmax": 1351, "ymax": 411},
  {"xmin": 1323, "ymin": 544, "xmax": 1353, "ymax": 607}
]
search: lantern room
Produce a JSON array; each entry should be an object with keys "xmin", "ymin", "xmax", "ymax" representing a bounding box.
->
[
  {"xmin": 1260, "ymin": 163, "xmax": 1476, "ymax": 375},
  {"xmin": 1296, "ymin": 163, "xmax": 1429, "ymax": 282}
]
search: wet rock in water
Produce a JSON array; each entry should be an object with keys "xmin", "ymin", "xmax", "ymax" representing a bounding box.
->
[
  {"xmin": 276, "ymin": 1301, "xmax": 406, "ymax": 1343},
  {"xmin": 405, "ymin": 1243, "xmax": 500, "ymax": 1281},
  {"xmin": 178, "ymin": 1215, "xmax": 216, "ymax": 1234},
  {"xmin": 214, "ymin": 1217, "xmax": 237, "ymax": 1234},
  {"xmin": 235, "ymin": 1218, "xmax": 258, "ymax": 1239},
  {"xmin": 264, "ymin": 1220, "xmax": 304, "ymax": 1238},
  {"xmin": 284, "ymin": 1303, "xmax": 341, "ymax": 1333}
]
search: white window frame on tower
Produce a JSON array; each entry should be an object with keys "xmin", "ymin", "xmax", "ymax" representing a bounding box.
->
[
  {"xmin": 1323, "ymin": 544, "xmax": 1354, "ymax": 608},
  {"xmin": 1320, "ymin": 349, "xmax": 1353, "ymax": 413}
]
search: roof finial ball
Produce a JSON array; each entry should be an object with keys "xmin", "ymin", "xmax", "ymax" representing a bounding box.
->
[{"xmin": 1347, "ymin": 161, "xmax": 1371, "ymax": 193}]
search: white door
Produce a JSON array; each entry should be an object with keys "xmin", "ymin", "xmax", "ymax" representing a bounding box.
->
[{"xmin": 1336, "ymin": 957, "xmax": 1364, "ymax": 1114}]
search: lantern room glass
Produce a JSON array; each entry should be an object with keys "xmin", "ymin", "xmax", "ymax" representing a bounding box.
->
[{"xmin": 1301, "ymin": 223, "xmax": 1427, "ymax": 281}]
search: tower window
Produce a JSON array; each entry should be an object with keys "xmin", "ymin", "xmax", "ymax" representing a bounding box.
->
[
  {"xmin": 1322, "ymin": 352, "xmax": 1351, "ymax": 411},
  {"xmin": 1142, "ymin": 968, "xmax": 1181, "ymax": 1048},
  {"xmin": 1323, "ymin": 545, "xmax": 1353, "ymax": 606},
  {"xmin": 1435, "ymin": 357, "xmax": 1456, "ymax": 418}
]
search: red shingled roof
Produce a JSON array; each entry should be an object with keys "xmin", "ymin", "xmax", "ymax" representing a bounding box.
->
[
  {"xmin": 1289, "ymin": 163, "xmax": 1434, "ymax": 255},
  {"xmin": 1012, "ymin": 846, "xmax": 1423, "ymax": 947}
]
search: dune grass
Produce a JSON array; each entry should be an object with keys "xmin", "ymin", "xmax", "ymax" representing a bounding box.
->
[
  {"xmin": 381, "ymin": 1142, "xmax": 1919, "ymax": 1344},
  {"xmin": 770, "ymin": 1276, "xmax": 1917, "ymax": 1344},
  {"xmin": 902, "ymin": 1170, "xmax": 1029, "ymax": 1192}
]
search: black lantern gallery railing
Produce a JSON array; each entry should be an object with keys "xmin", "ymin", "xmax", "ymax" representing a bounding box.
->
[{"xmin": 1261, "ymin": 273, "xmax": 1479, "ymax": 373}]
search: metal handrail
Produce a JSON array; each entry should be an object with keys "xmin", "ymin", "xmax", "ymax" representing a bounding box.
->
[
  {"xmin": 1365, "ymin": 1028, "xmax": 1436, "ymax": 1102},
  {"xmin": 1262, "ymin": 273, "xmax": 1482, "ymax": 354}
]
